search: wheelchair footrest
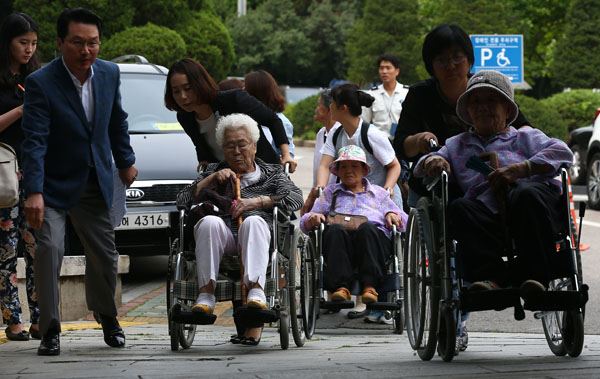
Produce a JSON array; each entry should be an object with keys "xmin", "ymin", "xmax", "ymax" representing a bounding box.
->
[
  {"xmin": 366, "ymin": 301, "xmax": 402, "ymax": 311},
  {"xmin": 320, "ymin": 300, "xmax": 355, "ymax": 310},
  {"xmin": 524, "ymin": 286, "xmax": 589, "ymax": 311},
  {"xmin": 170, "ymin": 303, "xmax": 217, "ymax": 325},
  {"xmin": 233, "ymin": 306, "xmax": 279, "ymax": 328},
  {"xmin": 460, "ymin": 288, "xmax": 520, "ymax": 312}
]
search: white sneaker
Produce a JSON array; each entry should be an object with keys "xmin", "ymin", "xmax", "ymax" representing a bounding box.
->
[
  {"xmin": 364, "ymin": 310, "xmax": 393, "ymax": 325},
  {"xmin": 247, "ymin": 288, "xmax": 267, "ymax": 309}
]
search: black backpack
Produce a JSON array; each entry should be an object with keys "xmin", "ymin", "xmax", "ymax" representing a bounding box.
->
[{"xmin": 331, "ymin": 121, "xmax": 374, "ymax": 156}]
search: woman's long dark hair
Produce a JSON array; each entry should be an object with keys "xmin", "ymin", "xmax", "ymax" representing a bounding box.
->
[
  {"xmin": 0, "ymin": 13, "xmax": 40, "ymax": 89},
  {"xmin": 244, "ymin": 70, "xmax": 285, "ymax": 113},
  {"xmin": 331, "ymin": 83, "xmax": 374, "ymax": 117},
  {"xmin": 164, "ymin": 58, "xmax": 219, "ymax": 112}
]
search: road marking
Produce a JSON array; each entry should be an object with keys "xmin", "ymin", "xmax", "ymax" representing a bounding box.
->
[{"xmin": 583, "ymin": 220, "xmax": 600, "ymax": 228}]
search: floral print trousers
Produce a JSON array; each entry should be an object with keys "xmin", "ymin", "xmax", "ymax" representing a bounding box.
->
[{"xmin": 0, "ymin": 192, "xmax": 39, "ymax": 326}]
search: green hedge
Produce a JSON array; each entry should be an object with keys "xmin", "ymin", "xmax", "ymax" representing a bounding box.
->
[
  {"xmin": 515, "ymin": 94, "xmax": 566, "ymax": 140},
  {"xmin": 176, "ymin": 12, "xmax": 235, "ymax": 81},
  {"xmin": 284, "ymin": 94, "xmax": 321, "ymax": 140},
  {"xmin": 516, "ymin": 89, "xmax": 600, "ymax": 140},
  {"xmin": 101, "ymin": 23, "xmax": 186, "ymax": 68},
  {"xmin": 541, "ymin": 89, "xmax": 600, "ymax": 131}
]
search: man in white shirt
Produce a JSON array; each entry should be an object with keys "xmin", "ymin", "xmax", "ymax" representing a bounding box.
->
[{"xmin": 361, "ymin": 54, "xmax": 409, "ymax": 137}]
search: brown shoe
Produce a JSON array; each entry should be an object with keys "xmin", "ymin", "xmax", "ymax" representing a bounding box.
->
[
  {"xmin": 361, "ymin": 287, "xmax": 378, "ymax": 304},
  {"xmin": 331, "ymin": 287, "xmax": 351, "ymax": 302}
]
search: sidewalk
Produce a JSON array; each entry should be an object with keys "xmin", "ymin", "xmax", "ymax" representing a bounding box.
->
[{"xmin": 1, "ymin": 285, "xmax": 600, "ymax": 378}]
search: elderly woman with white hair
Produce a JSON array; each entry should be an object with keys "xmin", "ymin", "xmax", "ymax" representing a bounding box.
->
[{"xmin": 177, "ymin": 113, "xmax": 303, "ymax": 345}]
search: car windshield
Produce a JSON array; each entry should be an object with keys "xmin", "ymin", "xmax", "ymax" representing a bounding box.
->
[{"xmin": 120, "ymin": 73, "xmax": 182, "ymax": 133}]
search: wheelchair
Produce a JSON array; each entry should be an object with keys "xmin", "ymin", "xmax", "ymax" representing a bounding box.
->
[
  {"xmin": 301, "ymin": 220, "xmax": 405, "ymax": 336},
  {"xmin": 166, "ymin": 203, "xmax": 311, "ymax": 351},
  {"xmin": 404, "ymin": 168, "xmax": 588, "ymax": 362}
]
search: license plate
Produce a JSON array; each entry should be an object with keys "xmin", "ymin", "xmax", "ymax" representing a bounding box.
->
[{"xmin": 116, "ymin": 212, "xmax": 170, "ymax": 230}]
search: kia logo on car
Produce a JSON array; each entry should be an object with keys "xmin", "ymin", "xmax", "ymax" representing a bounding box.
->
[{"xmin": 126, "ymin": 188, "xmax": 145, "ymax": 200}]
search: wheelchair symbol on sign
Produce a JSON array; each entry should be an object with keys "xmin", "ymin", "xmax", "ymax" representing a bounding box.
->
[{"xmin": 497, "ymin": 48, "xmax": 510, "ymax": 67}]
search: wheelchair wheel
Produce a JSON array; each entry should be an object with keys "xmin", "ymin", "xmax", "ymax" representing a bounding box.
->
[
  {"xmin": 289, "ymin": 229, "xmax": 306, "ymax": 347},
  {"xmin": 436, "ymin": 304, "xmax": 457, "ymax": 362},
  {"xmin": 279, "ymin": 286, "xmax": 290, "ymax": 350},
  {"xmin": 404, "ymin": 203, "xmax": 439, "ymax": 361},
  {"xmin": 563, "ymin": 310, "xmax": 584, "ymax": 357},
  {"xmin": 167, "ymin": 240, "xmax": 197, "ymax": 351},
  {"xmin": 301, "ymin": 233, "xmax": 319, "ymax": 339},
  {"xmin": 392, "ymin": 230, "xmax": 404, "ymax": 335},
  {"xmin": 541, "ymin": 278, "xmax": 585, "ymax": 357}
]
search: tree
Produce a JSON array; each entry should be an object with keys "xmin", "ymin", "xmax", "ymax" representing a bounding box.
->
[
  {"xmin": 346, "ymin": 0, "xmax": 424, "ymax": 85},
  {"xmin": 552, "ymin": 0, "xmax": 600, "ymax": 89},
  {"xmin": 508, "ymin": 0, "xmax": 570, "ymax": 98},
  {"xmin": 176, "ymin": 12, "xmax": 235, "ymax": 80},
  {"xmin": 300, "ymin": 0, "xmax": 358, "ymax": 86},
  {"xmin": 422, "ymin": 0, "xmax": 518, "ymax": 35},
  {"xmin": 230, "ymin": 0, "xmax": 313, "ymax": 84},
  {"xmin": 13, "ymin": 0, "xmax": 135, "ymax": 62},
  {"xmin": 131, "ymin": 0, "xmax": 194, "ymax": 29},
  {"xmin": 101, "ymin": 23, "xmax": 186, "ymax": 67}
]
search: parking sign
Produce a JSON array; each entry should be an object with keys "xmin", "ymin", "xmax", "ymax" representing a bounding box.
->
[{"xmin": 470, "ymin": 34, "xmax": 524, "ymax": 85}]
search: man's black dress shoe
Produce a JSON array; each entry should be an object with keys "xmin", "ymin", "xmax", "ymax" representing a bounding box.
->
[
  {"xmin": 37, "ymin": 332, "xmax": 60, "ymax": 356},
  {"xmin": 94, "ymin": 312, "xmax": 126, "ymax": 348}
]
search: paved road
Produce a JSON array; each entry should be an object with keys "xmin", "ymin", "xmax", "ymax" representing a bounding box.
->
[{"xmin": 2, "ymin": 323, "xmax": 600, "ymax": 378}]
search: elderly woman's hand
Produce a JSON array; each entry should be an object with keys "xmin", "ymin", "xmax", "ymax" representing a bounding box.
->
[
  {"xmin": 423, "ymin": 155, "xmax": 451, "ymax": 177},
  {"xmin": 281, "ymin": 153, "xmax": 297, "ymax": 173},
  {"xmin": 230, "ymin": 198, "xmax": 261, "ymax": 219},
  {"xmin": 211, "ymin": 168, "xmax": 236, "ymax": 184},
  {"xmin": 300, "ymin": 187, "xmax": 320, "ymax": 216},
  {"xmin": 415, "ymin": 132, "xmax": 438, "ymax": 154},
  {"xmin": 488, "ymin": 162, "xmax": 528, "ymax": 191},
  {"xmin": 385, "ymin": 212, "xmax": 403, "ymax": 229},
  {"xmin": 305, "ymin": 213, "xmax": 326, "ymax": 230}
]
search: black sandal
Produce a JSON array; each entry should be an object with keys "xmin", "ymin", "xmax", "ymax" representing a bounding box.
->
[
  {"xmin": 5, "ymin": 327, "xmax": 30, "ymax": 341},
  {"xmin": 230, "ymin": 334, "xmax": 244, "ymax": 344},
  {"xmin": 240, "ymin": 326, "xmax": 263, "ymax": 346}
]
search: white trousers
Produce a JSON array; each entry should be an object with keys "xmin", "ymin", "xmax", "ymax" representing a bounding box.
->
[{"xmin": 193, "ymin": 215, "xmax": 270, "ymax": 290}]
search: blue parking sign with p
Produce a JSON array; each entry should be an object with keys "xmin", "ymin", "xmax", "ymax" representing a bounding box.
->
[{"xmin": 470, "ymin": 34, "xmax": 524, "ymax": 85}]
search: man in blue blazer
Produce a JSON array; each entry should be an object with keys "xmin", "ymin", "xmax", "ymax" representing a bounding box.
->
[{"xmin": 21, "ymin": 8, "xmax": 137, "ymax": 356}]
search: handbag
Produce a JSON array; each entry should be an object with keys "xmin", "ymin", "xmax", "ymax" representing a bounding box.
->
[
  {"xmin": 326, "ymin": 190, "xmax": 368, "ymax": 231},
  {"xmin": 0, "ymin": 142, "xmax": 19, "ymax": 208}
]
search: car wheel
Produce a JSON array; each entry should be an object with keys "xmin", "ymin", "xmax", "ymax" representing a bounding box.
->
[
  {"xmin": 586, "ymin": 152, "xmax": 600, "ymax": 209},
  {"xmin": 569, "ymin": 145, "xmax": 585, "ymax": 185}
]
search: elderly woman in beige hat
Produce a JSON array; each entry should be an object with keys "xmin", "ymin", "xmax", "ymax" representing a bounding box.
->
[
  {"xmin": 301, "ymin": 145, "xmax": 407, "ymax": 305},
  {"xmin": 414, "ymin": 70, "xmax": 573, "ymax": 296}
]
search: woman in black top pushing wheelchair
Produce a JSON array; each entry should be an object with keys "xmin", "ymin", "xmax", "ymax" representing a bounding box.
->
[{"xmin": 414, "ymin": 70, "xmax": 573, "ymax": 297}]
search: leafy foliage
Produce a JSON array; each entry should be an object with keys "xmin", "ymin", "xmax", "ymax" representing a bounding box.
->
[
  {"xmin": 541, "ymin": 90, "xmax": 600, "ymax": 132},
  {"xmin": 284, "ymin": 94, "xmax": 320, "ymax": 139},
  {"xmin": 552, "ymin": 0, "xmax": 600, "ymax": 89},
  {"xmin": 175, "ymin": 12, "xmax": 235, "ymax": 81},
  {"xmin": 346, "ymin": 0, "xmax": 424, "ymax": 85},
  {"xmin": 101, "ymin": 23, "xmax": 186, "ymax": 68},
  {"xmin": 230, "ymin": 0, "xmax": 313, "ymax": 84},
  {"xmin": 13, "ymin": 0, "xmax": 135, "ymax": 61},
  {"xmin": 515, "ymin": 94, "xmax": 566, "ymax": 140}
]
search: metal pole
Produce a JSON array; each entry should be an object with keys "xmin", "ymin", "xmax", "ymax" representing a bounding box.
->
[{"xmin": 237, "ymin": 0, "xmax": 247, "ymax": 17}]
